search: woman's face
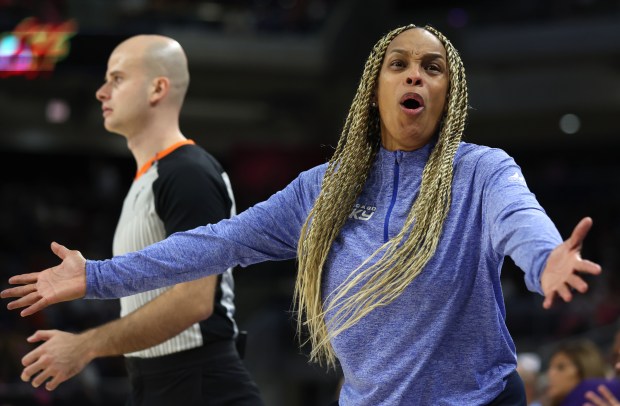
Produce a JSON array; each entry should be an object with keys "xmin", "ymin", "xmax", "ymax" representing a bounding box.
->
[
  {"xmin": 375, "ymin": 28, "xmax": 449, "ymax": 151},
  {"xmin": 547, "ymin": 352, "xmax": 581, "ymax": 403}
]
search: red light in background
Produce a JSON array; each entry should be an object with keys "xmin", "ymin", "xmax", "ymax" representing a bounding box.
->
[{"xmin": 0, "ymin": 17, "xmax": 77, "ymax": 79}]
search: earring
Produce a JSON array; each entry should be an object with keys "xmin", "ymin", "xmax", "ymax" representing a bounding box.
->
[{"xmin": 371, "ymin": 101, "xmax": 377, "ymax": 108}]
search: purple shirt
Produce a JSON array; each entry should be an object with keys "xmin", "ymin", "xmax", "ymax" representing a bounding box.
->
[{"xmin": 561, "ymin": 378, "xmax": 620, "ymax": 406}]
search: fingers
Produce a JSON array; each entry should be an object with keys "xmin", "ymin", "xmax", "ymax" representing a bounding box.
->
[
  {"xmin": 45, "ymin": 374, "xmax": 66, "ymax": 391},
  {"xmin": 1, "ymin": 284, "xmax": 37, "ymax": 299},
  {"xmin": 541, "ymin": 215, "xmax": 602, "ymax": 310},
  {"xmin": 21, "ymin": 361, "xmax": 59, "ymax": 391},
  {"xmin": 5, "ymin": 289, "xmax": 49, "ymax": 319},
  {"xmin": 50, "ymin": 241, "xmax": 69, "ymax": 260},
  {"xmin": 8, "ymin": 273, "xmax": 39, "ymax": 285},
  {"xmin": 7, "ymin": 295, "xmax": 51, "ymax": 317},
  {"xmin": 543, "ymin": 292, "xmax": 556, "ymax": 309},
  {"xmin": 20, "ymin": 297, "xmax": 50, "ymax": 317},
  {"xmin": 585, "ymin": 385, "xmax": 620, "ymax": 406},
  {"xmin": 5, "ymin": 272, "xmax": 40, "ymax": 286},
  {"xmin": 27, "ymin": 330, "xmax": 55, "ymax": 344},
  {"xmin": 21, "ymin": 346, "xmax": 66, "ymax": 391},
  {"xmin": 567, "ymin": 274, "xmax": 589, "ymax": 294},
  {"xmin": 597, "ymin": 385, "xmax": 620, "ymax": 404},
  {"xmin": 20, "ymin": 331, "xmax": 69, "ymax": 392},
  {"xmin": 556, "ymin": 283, "xmax": 573, "ymax": 304},
  {"xmin": 23, "ymin": 347, "xmax": 42, "ymax": 368},
  {"xmin": 21, "ymin": 355, "xmax": 46, "ymax": 383},
  {"xmin": 544, "ymin": 282, "xmax": 574, "ymax": 309},
  {"xmin": 30, "ymin": 367, "xmax": 54, "ymax": 389},
  {"xmin": 585, "ymin": 391, "xmax": 605, "ymax": 406},
  {"xmin": 577, "ymin": 259, "xmax": 602, "ymax": 275},
  {"xmin": 6, "ymin": 291, "xmax": 40, "ymax": 310},
  {"xmin": 568, "ymin": 217, "xmax": 593, "ymax": 249},
  {"xmin": 23, "ymin": 331, "xmax": 59, "ymax": 367},
  {"xmin": 543, "ymin": 273, "xmax": 594, "ymax": 309}
]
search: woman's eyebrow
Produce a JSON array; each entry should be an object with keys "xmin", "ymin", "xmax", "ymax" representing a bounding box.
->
[{"xmin": 387, "ymin": 49, "xmax": 445, "ymax": 61}]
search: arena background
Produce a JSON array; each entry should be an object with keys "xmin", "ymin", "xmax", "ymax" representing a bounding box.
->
[{"xmin": 1, "ymin": 1, "xmax": 619, "ymax": 405}]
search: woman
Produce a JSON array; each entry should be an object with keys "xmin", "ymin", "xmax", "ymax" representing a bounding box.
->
[
  {"xmin": 546, "ymin": 339, "xmax": 619, "ymax": 406},
  {"xmin": 2, "ymin": 24, "xmax": 603, "ymax": 405}
]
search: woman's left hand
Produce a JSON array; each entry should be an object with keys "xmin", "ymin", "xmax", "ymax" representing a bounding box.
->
[{"xmin": 540, "ymin": 217, "xmax": 602, "ymax": 309}]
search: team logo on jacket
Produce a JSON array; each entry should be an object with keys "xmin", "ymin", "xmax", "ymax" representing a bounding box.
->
[
  {"xmin": 349, "ymin": 203, "xmax": 376, "ymax": 221},
  {"xmin": 508, "ymin": 171, "xmax": 526, "ymax": 185}
]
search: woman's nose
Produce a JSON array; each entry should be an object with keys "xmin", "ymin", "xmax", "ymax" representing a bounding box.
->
[{"xmin": 406, "ymin": 66, "xmax": 423, "ymax": 86}]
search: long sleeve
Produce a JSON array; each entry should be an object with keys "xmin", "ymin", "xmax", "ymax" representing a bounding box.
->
[
  {"xmin": 480, "ymin": 149, "xmax": 562, "ymax": 294},
  {"xmin": 85, "ymin": 165, "xmax": 325, "ymax": 299}
]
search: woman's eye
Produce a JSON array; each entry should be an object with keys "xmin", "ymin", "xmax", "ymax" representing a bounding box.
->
[{"xmin": 390, "ymin": 60, "xmax": 405, "ymax": 68}]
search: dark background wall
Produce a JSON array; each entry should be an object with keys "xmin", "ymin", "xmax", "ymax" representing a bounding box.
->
[{"xmin": 1, "ymin": 1, "xmax": 619, "ymax": 405}]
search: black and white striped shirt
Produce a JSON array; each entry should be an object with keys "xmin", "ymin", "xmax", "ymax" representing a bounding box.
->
[{"xmin": 113, "ymin": 141, "xmax": 238, "ymax": 358}]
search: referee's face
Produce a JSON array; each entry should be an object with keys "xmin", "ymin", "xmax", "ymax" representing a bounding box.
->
[{"xmin": 96, "ymin": 44, "xmax": 151, "ymax": 137}]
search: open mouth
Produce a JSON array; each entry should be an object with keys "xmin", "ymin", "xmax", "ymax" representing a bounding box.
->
[
  {"xmin": 400, "ymin": 93, "xmax": 424, "ymax": 112},
  {"xmin": 402, "ymin": 98, "xmax": 421, "ymax": 109}
]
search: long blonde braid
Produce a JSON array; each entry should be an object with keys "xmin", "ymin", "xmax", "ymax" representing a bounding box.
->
[{"xmin": 294, "ymin": 24, "xmax": 468, "ymax": 368}]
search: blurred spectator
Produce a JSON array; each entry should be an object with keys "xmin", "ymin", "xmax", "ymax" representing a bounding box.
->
[
  {"xmin": 545, "ymin": 339, "xmax": 618, "ymax": 406},
  {"xmin": 517, "ymin": 352, "xmax": 543, "ymax": 406}
]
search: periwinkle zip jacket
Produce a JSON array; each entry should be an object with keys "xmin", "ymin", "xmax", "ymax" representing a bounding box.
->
[{"xmin": 86, "ymin": 141, "xmax": 562, "ymax": 405}]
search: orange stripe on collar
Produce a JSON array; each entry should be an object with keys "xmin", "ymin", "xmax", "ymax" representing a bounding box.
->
[{"xmin": 135, "ymin": 139, "xmax": 195, "ymax": 180}]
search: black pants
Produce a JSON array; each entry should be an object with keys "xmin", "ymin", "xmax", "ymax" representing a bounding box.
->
[
  {"xmin": 125, "ymin": 340, "xmax": 264, "ymax": 406},
  {"xmin": 486, "ymin": 369, "xmax": 527, "ymax": 406},
  {"xmin": 327, "ymin": 369, "xmax": 526, "ymax": 406}
]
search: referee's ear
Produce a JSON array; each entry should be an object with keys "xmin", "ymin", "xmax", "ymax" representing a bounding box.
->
[{"xmin": 149, "ymin": 76, "xmax": 170, "ymax": 105}]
